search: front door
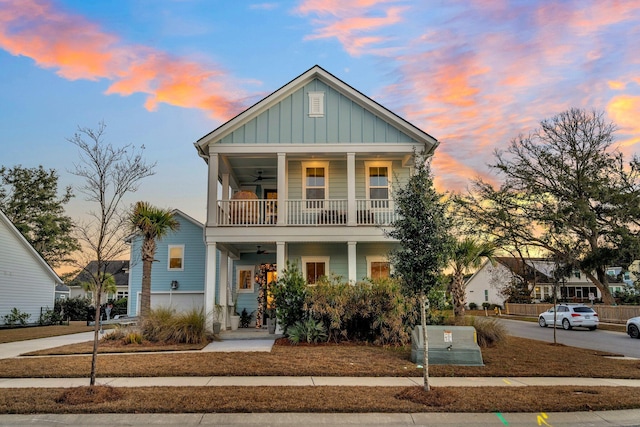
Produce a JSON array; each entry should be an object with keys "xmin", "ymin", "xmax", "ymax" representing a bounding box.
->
[{"xmin": 255, "ymin": 263, "xmax": 277, "ymax": 328}]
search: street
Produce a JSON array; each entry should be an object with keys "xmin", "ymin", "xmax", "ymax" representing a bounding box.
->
[{"xmin": 498, "ymin": 317, "xmax": 640, "ymax": 358}]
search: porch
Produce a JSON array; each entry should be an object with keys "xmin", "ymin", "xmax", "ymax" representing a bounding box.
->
[{"xmin": 216, "ymin": 198, "xmax": 397, "ymax": 226}]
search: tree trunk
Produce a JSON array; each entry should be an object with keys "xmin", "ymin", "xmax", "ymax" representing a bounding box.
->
[
  {"xmin": 140, "ymin": 257, "xmax": 152, "ymax": 317},
  {"xmin": 584, "ymin": 269, "xmax": 614, "ymax": 305},
  {"xmin": 421, "ymin": 292, "xmax": 430, "ymax": 392},
  {"xmin": 452, "ymin": 273, "xmax": 466, "ymax": 317},
  {"xmin": 90, "ymin": 285, "xmax": 102, "ymax": 386}
]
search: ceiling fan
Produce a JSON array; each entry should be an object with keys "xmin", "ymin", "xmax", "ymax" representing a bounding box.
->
[
  {"xmin": 252, "ymin": 170, "xmax": 275, "ymax": 182},
  {"xmin": 256, "ymin": 245, "xmax": 268, "ymax": 255}
]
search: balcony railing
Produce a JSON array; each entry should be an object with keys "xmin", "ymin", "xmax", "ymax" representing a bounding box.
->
[{"xmin": 216, "ymin": 199, "xmax": 397, "ymax": 226}]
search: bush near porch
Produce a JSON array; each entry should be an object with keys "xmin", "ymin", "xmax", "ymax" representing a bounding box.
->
[{"xmin": 272, "ymin": 264, "xmax": 453, "ymax": 346}]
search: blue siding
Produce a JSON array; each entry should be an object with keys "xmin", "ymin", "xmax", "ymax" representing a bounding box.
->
[
  {"xmin": 217, "ymin": 78, "xmax": 419, "ymax": 145},
  {"xmin": 128, "ymin": 212, "xmax": 207, "ymax": 315}
]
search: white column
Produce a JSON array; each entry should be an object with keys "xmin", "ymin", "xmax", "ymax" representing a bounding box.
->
[
  {"xmin": 348, "ymin": 241, "xmax": 357, "ymax": 284},
  {"xmin": 277, "ymin": 153, "xmax": 286, "ymax": 226},
  {"xmin": 276, "ymin": 241, "xmax": 286, "ymax": 278},
  {"xmin": 207, "ymin": 153, "xmax": 219, "ymax": 227},
  {"xmin": 347, "ymin": 153, "xmax": 356, "ymax": 226},
  {"xmin": 204, "ymin": 242, "xmax": 217, "ymax": 332},
  {"xmin": 219, "ymin": 250, "xmax": 229, "ymax": 328}
]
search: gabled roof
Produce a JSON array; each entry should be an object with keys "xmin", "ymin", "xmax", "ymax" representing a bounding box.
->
[
  {"xmin": 124, "ymin": 209, "xmax": 203, "ymax": 244},
  {"xmin": 0, "ymin": 209, "xmax": 62, "ymax": 285},
  {"xmin": 194, "ymin": 65, "xmax": 438, "ymax": 156},
  {"xmin": 71, "ymin": 260, "xmax": 129, "ymax": 287}
]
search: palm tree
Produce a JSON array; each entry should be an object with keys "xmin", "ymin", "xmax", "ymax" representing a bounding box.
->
[
  {"xmin": 81, "ymin": 272, "xmax": 117, "ymax": 307},
  {"xmin": 450, "ymin": 238, "xmax": 496, "ymax": 317},
  {"xmin": 129, "ymin": 202, "xmax": 180, "ymax": 317}
]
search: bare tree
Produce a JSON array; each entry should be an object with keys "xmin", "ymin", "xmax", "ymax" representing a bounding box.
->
[{"xmin": 68, "ymin": 121, "xmax": 155, "ymax": 386}]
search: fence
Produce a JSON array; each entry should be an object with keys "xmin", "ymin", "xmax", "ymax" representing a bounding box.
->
[{"xmin": 505, "ymin": 303, "xmax": 640, "ymax": 324}]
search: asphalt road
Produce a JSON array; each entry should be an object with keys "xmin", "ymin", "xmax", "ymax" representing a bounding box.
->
[{"xmin": 498, "ymin": 317, "xmax": 640, "ymax": 358}]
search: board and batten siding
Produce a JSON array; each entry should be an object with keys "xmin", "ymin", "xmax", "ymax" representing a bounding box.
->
[
  {"xmin": 128, "ymin": 212, "xmax": 208, "ymax": 315},
  {"xmin": 0, "ymin": 215, "xmax": 57, "ymax": 324},
  {"xmin": 288, "ymin": 159, "xmax": 410, "ymax": 200},
  {"xmin": 217, "ymin": 79, "xmax": 420, "ymax": 145}
]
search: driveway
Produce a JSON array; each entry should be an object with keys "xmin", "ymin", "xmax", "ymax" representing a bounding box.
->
[{"xmin": 498, "ymin": 317, "xmax": 640, "ymax": 358}]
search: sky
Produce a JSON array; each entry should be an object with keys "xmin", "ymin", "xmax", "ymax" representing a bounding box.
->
[{"xmin": 1, "ymin": 0, "xmax": 640, "ymax": 228}]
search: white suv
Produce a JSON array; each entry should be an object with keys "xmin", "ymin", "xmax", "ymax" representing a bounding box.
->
[{"xmin": 538, "ymin": 304, "xmax": 599, "ymax": 331}]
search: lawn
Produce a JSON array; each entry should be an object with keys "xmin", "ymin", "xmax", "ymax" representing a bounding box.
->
[
  {"xmin": 0, "ymin": 321, "xmax": 95, "ymax": 344},
  {"xmin": 1, "ymin": 321, "xmax": 640, "ymax": 414}
]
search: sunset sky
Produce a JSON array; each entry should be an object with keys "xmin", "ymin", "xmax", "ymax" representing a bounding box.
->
[{"xmin": 1, "ymin": 0, "xmax": 639, "ymax": 224}]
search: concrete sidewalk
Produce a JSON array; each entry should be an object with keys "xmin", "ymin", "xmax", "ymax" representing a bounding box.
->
[
  {"xmin": 1, "ymin": 375, "xmax": 640, "ymax": 388},
  {"xmin": 2, "ymin": 410, "xmax": 640, "ymax": 426}
]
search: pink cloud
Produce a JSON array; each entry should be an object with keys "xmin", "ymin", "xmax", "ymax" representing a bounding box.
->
[
  {"xmin": 0, "ymin": 0, "xmax": 245, "ymax": 120},
  {"xmin": 297, "ymin": 0, "xmax": 406, "ymax": 56}
]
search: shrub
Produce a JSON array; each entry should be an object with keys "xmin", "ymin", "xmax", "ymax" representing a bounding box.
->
[
  {"xmin": 39, "ymin": 306, "xmax": 63, "ymax": 325},
  {"xmin": 2, "ymin": 308, "xmax": 31, "ymax": 325},
  {"xmin": 465, "ymin": 316, "xmax": 507, "ymax": 348},
  {"xmin": 468, "ymin": 302, "xmax": 478, "ymax": 310},
  {"xmin": 287, "ymin": 318, "xmax": 328, "ymax": 344},
  {"xmin": 271, "ymin": 262, "xmax": 308, "ymax": 334},
  {"xmin": 481, "ymin": 302, "xmax": 491, "ymax": 309},
  {"xmin": 140, "ymin": 307, "xmax": 207, "ymax": 344},
  {"xmin": 140, "ymin": 306, "xmax": 176, "ymax": 342},
  {"xmin": 239, "ymin": 308, "xmax": 254, "ymax": 328},
  {"xmin": 123, "ymin": 331, "xmax": 143, "ymax": 345},
  {"xmin": 55, "ymin": 296, "xmax": 91, "ymax": 321},
  {"xmin": 304, "ymin": 277, "xmax": 412, "ymax": 345}
]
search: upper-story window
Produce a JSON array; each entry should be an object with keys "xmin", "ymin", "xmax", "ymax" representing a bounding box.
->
[
  {"xmin": 168, "ymin": 245, "xmax": 184, "ymax": 271},
  {"xmin": 365, "ymin": 161, "xmax": 392, "ymax": 208},
  {"xmin": 302, "ymin": 161, "xmax": 328, "ymax": 209}
]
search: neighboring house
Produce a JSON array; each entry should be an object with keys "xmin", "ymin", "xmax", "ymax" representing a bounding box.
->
[
  {"xmin": 127, "ymin": 210, "xmax": 206, "ymax": 316},
  {"xmin": 55, "ymin": 284, "xmax": 70, "ymax": 301},
  {"xmin": 465, "ymin": 257, "xmax": 603, "ymax": 307},
  {"xmin": 194, "ymin": 65, "xmax": 438, "ymax": 328},
  {"xmin": 70, "ymin": 260, "xmax": 130, "ymax": 304},
  {"xmin": 0, "ymin": 209, "xmax": 62, "ymax": 325}
]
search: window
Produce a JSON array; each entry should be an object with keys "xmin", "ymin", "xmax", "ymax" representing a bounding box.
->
[
  {"xmin": 116, "ymin": 291, "xmax": 128, "ymax": 300},
  {"xmin": 237, "ymin": 267, "xmax": 254, "ymax": 293},
  {"xmin": 308, "ymin": 91, "xmax": 325, "ymax": 117},
  {"xmin": 302, "ymin": 256, "xmax": 329, "ymax": 285},
  {"xmin": 365, "ymin": 161, "xmax": 392, "ymax": 208},
  {"xmin": 573, "ymin": 269, "xmax": 581, "ymax": 278},
  {"xmin": 302, "ymin": 162, "xmax": 328, "ymax": 209},
  {"xmin": 367, "ymin": 256, "xmax": 390, "ymax": 280},
  {"xmin": 168, "ymin": 245, "xmax": 184, "ymax": 271},
  {"xmin": 484, "ymin": 290, "xmax": 489, "ymax": 302}
]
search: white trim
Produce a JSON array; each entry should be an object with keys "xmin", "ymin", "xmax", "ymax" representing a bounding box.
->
[
  {"xmin": 301, "ymin": 256, "xmax": 330, "ymax": 285},
  {"xmin": 365, "ymin": 161, "xmax": 392, "ymax": 206},
  {"xmin": 237, "ymin": 266, "xmax": 255, "ymax": 293},
  {"xmin": 366, "ymin": 255, "xmax": 391, "ymax": 279},
  {"xmin": 308, "ymin": 91, "xmax": 325, "ymax": 117},
  {"xmin": 301, "ymin": 161, "xmax": 329, "ymax": 202},
  {"xmin": 168, "ymin": 244, "xmax": 185, "ymax": 271}
]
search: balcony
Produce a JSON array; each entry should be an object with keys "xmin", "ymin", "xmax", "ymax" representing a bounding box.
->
[{"xmin": 216, "ymin": 199, "xmax": 397, "ymax": 226}]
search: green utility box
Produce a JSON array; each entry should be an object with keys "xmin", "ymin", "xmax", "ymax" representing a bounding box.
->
[{"xmin": 411, "ymin": 325, "xmax": 484, "ymax": 366}]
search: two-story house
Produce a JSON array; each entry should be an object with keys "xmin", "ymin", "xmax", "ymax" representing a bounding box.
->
[{"xmin": 194, "ymin": 66, "xmax": 438, "ymax": 329}]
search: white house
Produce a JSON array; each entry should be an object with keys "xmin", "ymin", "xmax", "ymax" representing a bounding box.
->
[
  {"xmin": 194, "ymin": 65, "xmax": 438, "ymax": 329},
  {"xmin": 0, "ymin": 209, "xmax": 62, "ymax": 324},
  {"xmin": 465, "ymin": 257, "xmax": 602, "ymax": 308}
]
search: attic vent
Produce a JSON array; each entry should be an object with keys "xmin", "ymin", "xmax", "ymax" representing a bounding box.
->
[{"xmin": 308, "ymin": 91, "xmax": 324, "ymax": 117}]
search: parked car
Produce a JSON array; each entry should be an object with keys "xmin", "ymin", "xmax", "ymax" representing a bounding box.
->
[
  {"xmin": 627, "ymin": 317, "xmax": 640, "ymax": 339},
  {"xmin": 538, "ymin": 304, "xmax": 599, "ymax": 330}
]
